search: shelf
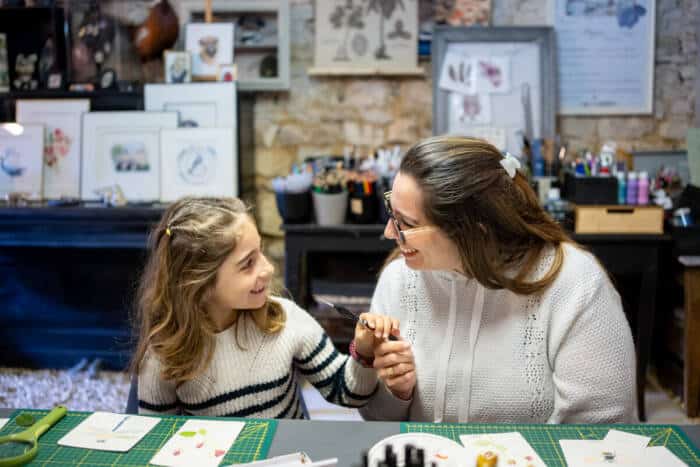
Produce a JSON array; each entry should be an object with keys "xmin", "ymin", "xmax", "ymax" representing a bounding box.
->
[{"xmin": 0, "ymin": 89, "xmax": 142, "ymax": 99}]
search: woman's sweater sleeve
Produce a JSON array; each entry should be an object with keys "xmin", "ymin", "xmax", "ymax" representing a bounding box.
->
[
  {"xmin": 287, "ymin": 299, "xmax": 378, "ymax": 408},
  {"xmin": 137, "ymin": 350, "xmax": 180, "ymax": 415},
  {"xmin": 547, "ymin": 262, "xmax": 637, "ymax": 423},
  {"xmin": 359, "ymin": 259, "xmax": 413, "ymax": 421}
]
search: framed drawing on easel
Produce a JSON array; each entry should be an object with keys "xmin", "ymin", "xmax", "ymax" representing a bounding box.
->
[{"xmin": 432, "ymin": 26, "xmax": 556, "ymax": 156}]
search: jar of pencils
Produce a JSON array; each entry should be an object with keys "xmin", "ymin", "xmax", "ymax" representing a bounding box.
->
[
  {"xmin": 312, "ymin": 167, "xmax": 348, "ymax": 226},
  {"xmin": 348, "ymin": 178, "xmax": 378, "ymax": 223}
]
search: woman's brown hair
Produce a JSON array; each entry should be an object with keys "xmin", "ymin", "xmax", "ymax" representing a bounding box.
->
[
  {"xmin": 130, "ymin": 197, "xmax": 285, "ymax": 385},
  {"xmin": 393, "ymin": 136, "xmax": 572, "ymax": 295}
]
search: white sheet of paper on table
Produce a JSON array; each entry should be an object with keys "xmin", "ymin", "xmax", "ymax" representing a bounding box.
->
[
  {"xmin": 150, "ymin": 418, "xmax": 245, "ymax": 467},
  {"xmin": 0, "ymin": 419, "xmax": 8, "ymax": 430},
  {"xmin": 222, "ymin": 453, "xmax": 338, "ymax": 467},
  {"xmin": 645, "ymin": 446, "xmax": 688, "ymax": 466},
  {"xmin": 57, "ymin": 412, "xmax": 161, "ymax": 452},
  {"xmin": 603, "ymin": 429, "xmax": 651, "ymax": 450},
  {"xmin": 459, "ymin": 432, "xmax": 545, "ymax": 467}
]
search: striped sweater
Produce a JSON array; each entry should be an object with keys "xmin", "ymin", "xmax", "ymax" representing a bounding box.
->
[{"xmin": 138, "ymin": 297, "xmax": 378, "ymax": 418}]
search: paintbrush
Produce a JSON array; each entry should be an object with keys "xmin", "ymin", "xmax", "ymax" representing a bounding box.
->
[{"xmin": 316, "ymin": 298, "xmax": 398, "ymax": 341}]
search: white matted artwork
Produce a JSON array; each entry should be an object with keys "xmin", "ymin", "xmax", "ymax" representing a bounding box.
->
[
  {"xmin": 0, "ymin": 124, "xmax": 44, "ymax": 199},
  {"xmin": 449, "ymin": 92, "xmax": 491, "ymax": 125},
  {"xmin": 185, "ymin": 23, "xmax": 234, "ymax": 80},
  {"xmin": 81, "ymin": 112, "xmax": 178, "ymax": 201},
  {"xmin": 16, "ymin": 99, "xmax": 90, "ymax": 199},
  {"xmin": 164, "ymin": 50, "xmax": 192, "ymax": 84},
  {"xmin": 144, "ymin": 82, "xmax": 237, "ymax": 129},
  {"xmin": 160, "ymin": 128, "xmax": 237, "ymax": 201},
  {"xmin": 311, "ymin": 0, "xmax": 421, "ymax": 75}
]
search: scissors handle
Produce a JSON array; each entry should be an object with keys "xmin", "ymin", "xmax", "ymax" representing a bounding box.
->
[{"xmin": 31, "ymin": 406, "xmax": 67, "ymax": 439}]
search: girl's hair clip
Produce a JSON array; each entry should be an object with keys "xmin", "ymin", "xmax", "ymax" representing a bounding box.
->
[
  {"xmin": 500, "ymin": 152, "xmax": 522, "ymax": 179},
  {"xmin": 165, "ymin": 227, "xmax": 172, "ymax": 237}
]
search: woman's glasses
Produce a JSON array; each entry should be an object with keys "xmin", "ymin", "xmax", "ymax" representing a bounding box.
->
[{"xmin": 383, "ymin": 191, "xmax": 434, "ymax": 246}]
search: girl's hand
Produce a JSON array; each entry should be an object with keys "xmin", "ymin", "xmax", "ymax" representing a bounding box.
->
[
  {"xmin": 374, "ymin": 337, "xmax": 416, "ymax": 401},
  {"xmin": 353, "ymin": 312, "xmax": 400, "ymax": 358}
]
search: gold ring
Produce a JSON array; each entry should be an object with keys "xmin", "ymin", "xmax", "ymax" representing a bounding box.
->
[{"xmin": 388, "ymin": 367, "xmax": 394, "ymax": 378}]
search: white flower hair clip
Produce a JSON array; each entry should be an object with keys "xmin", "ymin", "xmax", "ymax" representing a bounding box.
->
[{"xmin": 499, "ymin": 152, "xmax": 522, "ymax": 179}]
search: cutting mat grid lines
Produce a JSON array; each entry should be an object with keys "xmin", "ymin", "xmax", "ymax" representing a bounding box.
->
[
  {"xmin": 402, "ymin": 423, "xmax": 700, "ymax": 466},
  {"xmin": 0, "ymin": 410, "xmax": 277, "ymax": 466}
]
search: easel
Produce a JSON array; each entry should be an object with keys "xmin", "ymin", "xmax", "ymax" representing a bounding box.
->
[{"xmin": 204, "ymin": 0, "xmax": 213, "ymax": 23}]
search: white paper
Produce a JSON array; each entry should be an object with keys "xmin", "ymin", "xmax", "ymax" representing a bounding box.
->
[
  {"xmin": 57, "ymin": 412, "xmax": 160, "ymax": 452},
  {"xmin": 450, "ymin": 92, "xmax": 491, "ymax": 126},
  {"xmin": 150, "ymin": 419, "xmax": 245, "ymax": 467},
  {"xmin": 474, "ymin": 56, "xmax": 511, "ymax": 94},
  {"xmin": 645, "ymin": 446, "xmax": 687, "ymax": 467},
  {"xmin": 560, "ymin": 439, "xmax": 647, "ymax": 467},
  {"xmin": 603, "ymin": 429, "xmax": 651, "ymax": 450},
  {"xmin": 223, "ymin": 452, "xmax": 312, "ymax": 467},
  {"xmin": 460, "ymin": 432, "xmax": 545, "ymax": 467},
  {"xmin": 0, "ymin": 418, "xmax": 8, "ymax": 430},
  {"xmin": 439, "ymin": 51, "xmax": 476, "ymax": 95}
]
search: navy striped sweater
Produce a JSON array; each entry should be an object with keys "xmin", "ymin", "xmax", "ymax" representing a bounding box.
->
[{"xmin": 138, "ymin": 297, "xmax": 378, "ymax": 418}]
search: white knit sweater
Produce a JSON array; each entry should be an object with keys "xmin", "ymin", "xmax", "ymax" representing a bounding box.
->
[
  {"xmin": 359, "ymin": 243, "xmax": 637, "ymax": 424},
  {"xmin": 138, "ymin": 297, "xmax": 377, "ymax": 418}
]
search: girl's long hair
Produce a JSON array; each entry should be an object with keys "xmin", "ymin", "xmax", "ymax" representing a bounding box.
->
[
  {"xmin": 130, "ymin": 197, "xmax": 285, "ymax": 385},
  {"xmin": 394, "ymin": 136, "xmax": 572, "ymax": 295}
]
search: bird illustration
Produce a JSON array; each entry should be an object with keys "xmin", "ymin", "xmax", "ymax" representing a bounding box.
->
[{"xmin": 0, "ymin": 148, "xmax": 25, "ymax": 177}]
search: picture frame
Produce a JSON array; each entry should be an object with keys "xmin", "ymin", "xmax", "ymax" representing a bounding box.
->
[
  {"xmin": 81, "ymin": 111, "xmax": 178, "ymax": 202},
  {"xmin": 178, "ymin": 0, "xmax": 290, "ymax": 91},
  {"xmin": 432, "ymin": 26, "xmax": 556, "ymax": 156},
  {"xmin": 554, "ymin": 0, "xmax": 655, "ymax": 115},
  {"xmin": 16, "ymin": 99, "xmax": 90, "ymax": 199},
  {"xmin": 217, "ymin": 64, "xmax": 237, "ymax": 82},
  {"xmin": 164, "ymin": 50, "xmax": 192, "ymax": 84},
  {"xmin": 185, "ymin": 22, "xmax": 234, "ymax": 81},
  {"xmin": 144, "ymin": 82, "xmax": 237, "ymax": 129},
  {"xmin": 160, "ymin": 127, "xmax": 237, "ymax": 201},
  {"xmin": 0, "ymin": 123, "xmax": 44, "ymax": 199},
  {"xmin": 310, "ymin": 0, "xmax": 422, "ymax": 76}
]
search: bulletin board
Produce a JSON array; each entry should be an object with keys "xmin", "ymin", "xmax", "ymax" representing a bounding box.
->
[{"xmin": 432, "ymin": 26, "xmax": 556, "ymax": 156}]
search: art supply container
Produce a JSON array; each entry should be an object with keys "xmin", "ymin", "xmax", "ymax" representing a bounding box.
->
[
  {"xmin": 276, "ymin": 191, "xmax": 311, "ymax": 223},
  {"xmin": 312, "ymin": 190, "xmax": 348, "ymax": 226}
]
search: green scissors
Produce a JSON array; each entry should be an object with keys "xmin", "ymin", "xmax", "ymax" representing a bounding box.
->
[{"xmin": 0, "ymin": 406, "xmax": 67, "ymax": 466}]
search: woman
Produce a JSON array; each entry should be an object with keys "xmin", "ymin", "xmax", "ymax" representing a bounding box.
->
[{"xmin": 357, "ymin": 136, "xmax": 636, "ymax": 423}]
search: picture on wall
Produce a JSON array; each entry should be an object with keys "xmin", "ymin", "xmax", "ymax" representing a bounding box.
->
[
  {"xmin": 81, "ymin": 112, "xmax": 178, "ymax": 202},
  {"xmin": 160, "ymin": 128, "xmax": 236, "ymax": 201},
  {"xmin": 163, "ymin": 50, "xmax": 192, "ymax": 84},
  {"xmin": 0, "ymin": 123, "xmax": 44, "ymax": 199},
  {"xmin": 144, "ymin": 82, "xmax": 237, "ymax": 129},
  {"xmin": 312, "ymin": 0, "xmax": 421, "ymax": 75},
  {"xmin": 185, "ymin": 23, "xmax": 234, "ymax": 80},
  {"xmin": 16, "ymin": 99, "xmax": 90, "ymax": 199}
]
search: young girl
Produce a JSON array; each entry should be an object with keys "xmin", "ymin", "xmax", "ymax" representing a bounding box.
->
[{"xmin": 131, "ymin": 197, "xmax": 404, "ymax": 418}]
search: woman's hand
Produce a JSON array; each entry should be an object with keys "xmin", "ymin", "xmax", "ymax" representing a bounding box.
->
[
  {"xmin": 353, "ymin": 312, "xmax": 400, "ymax": 359},
  {"xmin": 374, "ymin": 338, "xmax": 416, "ymax": 401}
]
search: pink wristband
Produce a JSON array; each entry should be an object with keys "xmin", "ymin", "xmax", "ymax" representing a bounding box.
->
[{"xmin": 349, "ymin": 340, "xmax": 374, "ymax": 368}]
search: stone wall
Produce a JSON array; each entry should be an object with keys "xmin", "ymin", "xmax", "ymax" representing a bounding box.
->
[{"xmin": 252, "ymin": 0, "xmax": 698, "ymax": 268}]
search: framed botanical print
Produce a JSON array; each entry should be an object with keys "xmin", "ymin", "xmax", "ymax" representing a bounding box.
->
[
  {"xmin": 160, "ymin": 128, "xmax": 236, "ymax": 201},
  {"xmin": 0, "ymin": 123, "xmax": 44, "ymax": 199},
  {"xmin": 16, "ymin": 99, "xmax": 90, "ymax": 199},
  {"xmin": 81, "ymin": 112, "xmax": 178, "ymax": 202}
]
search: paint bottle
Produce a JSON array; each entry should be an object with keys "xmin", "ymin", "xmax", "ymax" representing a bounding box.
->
[
  {"xmin": 637, "ymin": 171, "xmax": 649, "ymax": 205},
  {"xmin": 626, "ymin": 172, "xmax": 638, "ymax": 205},
  {"xmin": 617, "ymin": 172, "xmax": 627, "ymax": 205}
]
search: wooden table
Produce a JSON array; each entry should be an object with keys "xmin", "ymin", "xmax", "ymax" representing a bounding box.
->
[{"xmin": 679, "ymin": 255, "xmax": 700, "ymax": 417}]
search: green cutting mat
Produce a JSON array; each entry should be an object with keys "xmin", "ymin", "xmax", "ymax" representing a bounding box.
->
[
  {"xmin": 1, "ymin": 409, "xmax": 277, "ymax": 466},
  {"xmin": 402, "ymin": 422, "xmax": 700, "ymax": 466}
]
